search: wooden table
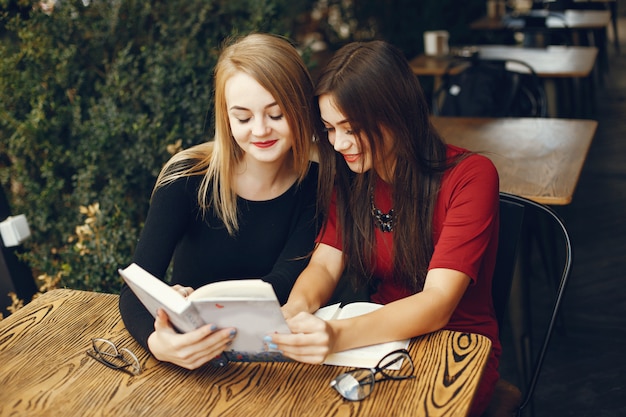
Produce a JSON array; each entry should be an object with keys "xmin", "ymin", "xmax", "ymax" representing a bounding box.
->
[
  {"xmin": 469, "ymin": 9, "xmax": 611, "ymax": 31},
  {"xmin": 571, "ymin": 0, "xmax": 619, "ymax": 52},
  {"xmin": 432, "ymin": 116, "xmax": 598, "ymax": 205},
  {"xmin": 411, "ymin": 45, "xmax": 598, "ymax": 117},
  {"xmin": 470, "ymin": 8, "xmax": 610, "ymax": 84},
  {"xmin": 410, "ymin": 45, "xmax": 597, "ymax": 78},
  {"xmin": 0, "ymin": 289, "xmax": 492, "ymax": 417}
]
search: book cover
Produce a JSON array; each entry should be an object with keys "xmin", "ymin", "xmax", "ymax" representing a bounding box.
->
[{"xmin": 119, "ymin": 263, "xmax": 289, "ymax": 361}]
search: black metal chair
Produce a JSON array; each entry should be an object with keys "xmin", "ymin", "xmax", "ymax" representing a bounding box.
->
[
  {"xmin": 503, "ymin": 7, "xmax": 572, "ymax": 47},
  {"xmin": 0, "ymin": 185, "xmax": 37, "ymax": 316},
  {"xmin": 431, "ymin": 57, "xmax": 548, "ymax": 118},
  {"xmin": 486, "ymin": 193, "xmax": 573, "ymax": 417},
  {"xmin": 542, "ymin": 0, "xmax": 617, "ymax": 45}
]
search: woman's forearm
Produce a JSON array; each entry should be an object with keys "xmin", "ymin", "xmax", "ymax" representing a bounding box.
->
[
  {"xmin": 329, "ymin": 269, "xmax": 471, "ymax": 353},
  {"xmin": 285, "ymin": 264, "xmax": 337, "ymax": 313},
  {"xmin": 284, "ymin": 243, "xmax": 344, "ymax": 315}
]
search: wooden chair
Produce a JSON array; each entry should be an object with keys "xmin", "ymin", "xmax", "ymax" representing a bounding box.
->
[{"xmin": 485, "ymin": 193, "xmax": 573, "ymax": 417}]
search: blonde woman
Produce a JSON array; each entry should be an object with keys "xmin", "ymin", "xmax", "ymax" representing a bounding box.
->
[{"xmin": 119, "ymin": 33, "xmax": 319, "ymax": 369}]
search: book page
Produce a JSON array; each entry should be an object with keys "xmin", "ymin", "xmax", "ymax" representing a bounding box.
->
[
  {"xmin": 189, "ymin": 279, "xmax": 277, "ymax": 301},
  {"xmin": 313, "ymin": 303, "xmax": 342, "ymax": 321},
  {"xmin": 320, "ymin": 301, "xmax": 410, "ymax": 369},
  {"xmin": 191, "ymin": 298, "xmax": 290, "ymax": 353},
  {"xmin": 324, "ymin": 339, "xmax": 410, "ymax": 369}
]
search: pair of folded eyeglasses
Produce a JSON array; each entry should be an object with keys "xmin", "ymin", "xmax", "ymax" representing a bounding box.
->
[
  {"xmin": 86, "ymin": 338, "xmax": 142, "ymax": 376},
  {"xmin": 330, "ymin": 349, "xmax": 415, "ymax": 401}
]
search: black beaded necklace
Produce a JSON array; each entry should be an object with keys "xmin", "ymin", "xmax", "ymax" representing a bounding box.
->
[{"xmin": 370, "ymin": 194, "xmax": 394, "ymax": 232}]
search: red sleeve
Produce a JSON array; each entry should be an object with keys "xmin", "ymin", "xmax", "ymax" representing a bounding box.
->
[
  {"xmin": 317, "ymin": 190, "xmax": 343, "ymax": 250},
  {"xmin": 429, "ymin": 151, "xmax": 500, "ymax": 284}
]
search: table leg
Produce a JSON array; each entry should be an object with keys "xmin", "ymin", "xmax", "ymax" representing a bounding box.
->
[
  {"xmin": 508, "ymin": 234, "xmax": 533, "ymax": 392},
  {"xmin": 543, "ymin": 79, "xmax": 559, "ymax": 117},
  {"xmin": 609, "ymin": 0, "xmax": 619, "ymax": 54}
]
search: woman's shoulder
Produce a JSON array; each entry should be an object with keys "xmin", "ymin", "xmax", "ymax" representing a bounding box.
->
[
  {"xmin": 153, "ymin": 172, "xmax": 204, "ymax": 201},
  {"xmin": 446, "ymin": 144, "xmax": 497, "ymax": 173},
  {"xmin": 443, "ymin": 145, "xmax": 498, "ymax": 192},
  {"xmin": 161, "ymin": 142, "xmax": 212, "ymax": 174},
  {"xmin": 157, "ymin": 142, "xmax": 213, "ymax": 187}
]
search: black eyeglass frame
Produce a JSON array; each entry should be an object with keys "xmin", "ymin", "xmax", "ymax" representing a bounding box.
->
[
  {"xmin": 86, "ymin": 338, "xmax": 142, "ymax": 376},
  {"xmin": 330, "ymin": 348, "xmax": 415, "ymax": 401}
]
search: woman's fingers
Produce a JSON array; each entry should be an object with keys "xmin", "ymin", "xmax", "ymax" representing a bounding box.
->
[
  {"xmin": 149, "ymin": 309, "xmax": 237, "ymax": 369},
  {"xmin": 171, "ymin": 284, "xmax": 194, "ymax": 298},
  {"xmin": 267, "ymin": 312, "xmax": 333, "ymax": 363}
]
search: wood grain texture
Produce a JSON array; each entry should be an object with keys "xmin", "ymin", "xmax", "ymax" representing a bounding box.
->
[
  {"xmin": 0, "ymin": 290, "xmax": 491, "ymax": 417},
  {"xmin": 432, "ymin": 117, "xmax": 597, "ymax": 205}
]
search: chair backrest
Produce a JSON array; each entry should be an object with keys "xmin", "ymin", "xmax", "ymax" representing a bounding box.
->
[
  {"xmin": 504, "ymin": 8, "xmax": 572, "ymax": 47},
  {"xmin": 493, "ymin": 193, "xmax": 526, "ymax": 327},
  {"xmin": 541, "ymin": 0, "xmax": 574, "ymax": 11},
  {"xmin": 431, "ymin": 58, "xmax": 548, "ymax": 118},
  {"xmin": 494, "ymin": 192, "xmax": 573, "ymax": 415}
]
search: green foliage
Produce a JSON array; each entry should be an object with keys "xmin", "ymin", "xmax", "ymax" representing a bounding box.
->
[
  {"xmin": 0, "ymin": 0, "xmax": 300, "ymax": 293},
  {"xmin": 312, "ymin": 0, "xmax": 486, "ymax": 58}
]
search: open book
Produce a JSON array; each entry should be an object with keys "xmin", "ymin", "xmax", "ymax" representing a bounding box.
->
[
  {"xmin": 119, "ymin": 263, "xmax": 290, "ymax": 362},
  {"xmin": 120, "ymin": 263, "xmax": 410, "ymax": 367},
  {"xmin": 315, "ymin": 302, "xmax": 410, "ymax": 369}
]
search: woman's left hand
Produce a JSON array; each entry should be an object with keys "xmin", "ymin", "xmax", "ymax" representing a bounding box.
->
[{"xmin": 267, "ymin": 312, "xmax": 336, "ymax": 364}]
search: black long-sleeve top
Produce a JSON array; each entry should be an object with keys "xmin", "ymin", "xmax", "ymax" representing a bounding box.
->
[{"xmin": 119, "ymin": 163, "xmax": 319, "ymax": 349}]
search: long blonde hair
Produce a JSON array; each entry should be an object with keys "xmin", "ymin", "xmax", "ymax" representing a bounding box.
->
[{"xmin": 154, "ymin": 33, "xmax": 317, "ymax": 235}]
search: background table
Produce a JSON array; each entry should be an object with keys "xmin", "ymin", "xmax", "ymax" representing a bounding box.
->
[
  {"xmin": 410, "ymin": 45, "xmax": 597, "ymax": 78},
  {"xmin": 470, "ymin": 8, "xmax": 610, "ymax": 82},
  {"xmin": 571, "ymin": 0, "xmax": 619, "ymax": 52},
  {"xmin": 469, "ymin": 9, "xmax": 611, "ymax": 31},
  {"xmin": 410, "ymin": 45, "xmax": 598, "ymax": 117},
  {"xmin": 432, "ymin": 116, "xmax": 598, "ymax": 205},
  {"xmin": 0, "ymin": 289, "xmax": 491, "ymax": 417}
]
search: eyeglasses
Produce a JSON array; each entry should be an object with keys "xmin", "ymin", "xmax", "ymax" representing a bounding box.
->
[
  {"xmin": 330, "ymin": 348, "xmax": 415, "ymax": 401},
  {"xmin": 86, "ymin": 338, "xmax": 142, "ymax": 376}
]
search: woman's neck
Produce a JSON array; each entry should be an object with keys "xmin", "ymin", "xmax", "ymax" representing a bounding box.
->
[{"xmin": 233, "ymin": 154, "xmax": 298, "ymax": 201}]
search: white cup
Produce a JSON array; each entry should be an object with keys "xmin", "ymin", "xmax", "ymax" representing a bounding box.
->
[
  {"xmin": 487, "ymin": 0, "xmax": 506, "ymax": 18},
  {"xmin": 423, "ymin": 31, "xmax": 449, "ymax": 56},
  {"xmin": 513, "ymin": 0, "xmax": 533, "ymax": 12}
]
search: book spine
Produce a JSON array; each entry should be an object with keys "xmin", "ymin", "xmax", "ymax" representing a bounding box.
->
[
  {"xmin": 170, "ymin": 304, "xmax": 205, "ymax": 333},
  {"xmin": 184, "ymin": 304, "xmax": 205, "ymax": 330}
]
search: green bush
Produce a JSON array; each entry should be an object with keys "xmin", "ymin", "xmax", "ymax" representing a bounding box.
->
[
  {"xmin": 0, "ymin": 0, "xmax": 309, "ymax": 293},
  {"xmin": 351, "ymin": 0, "xmax": 486, "ymax": 59}
]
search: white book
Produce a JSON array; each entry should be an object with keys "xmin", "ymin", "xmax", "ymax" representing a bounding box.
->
[
  {"xmin": 315, "ymin": 302, "xmax": 411, "ymax": 369},
  {"xmin": 119, "ymin": 263, "xmax": 290, "ymax": 362}
]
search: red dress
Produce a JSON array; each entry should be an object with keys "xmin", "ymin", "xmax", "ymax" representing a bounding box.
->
[{"xmin": 319, "ymin": 145, "xmax": 500, "ymax": 417}]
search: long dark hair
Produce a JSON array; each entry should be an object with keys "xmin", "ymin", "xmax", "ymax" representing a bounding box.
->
[{"xmin": 315, "ymin": 40, "xmax": 460, "ymax": 292}]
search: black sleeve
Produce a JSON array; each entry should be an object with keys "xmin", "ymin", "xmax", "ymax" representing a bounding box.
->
[
  {"xmin": 118, "ymin": 178, "xmax": 195, "ymax": 350},
  {"xmin": 262, "ymin": 163, "xmax": 320, "ymax": 304}
]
